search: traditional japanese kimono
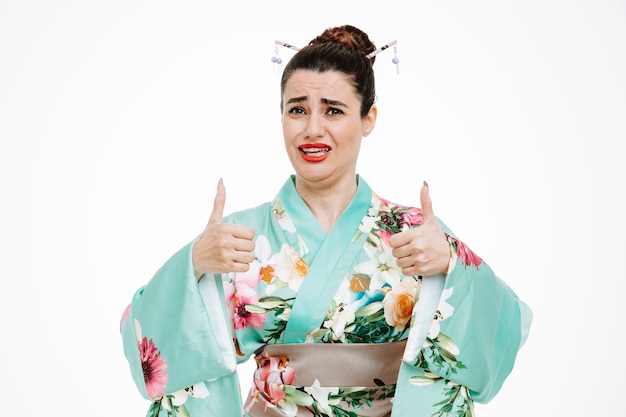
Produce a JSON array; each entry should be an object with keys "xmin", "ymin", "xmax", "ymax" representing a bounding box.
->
[{"xmin": 121, "ymin": 175, "xmax": 532, "ymax": 417}]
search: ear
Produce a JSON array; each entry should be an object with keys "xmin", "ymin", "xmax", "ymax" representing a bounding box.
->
[{"xmin": 362, "ymin": 105, "xmax": 377, "ymax": 137}]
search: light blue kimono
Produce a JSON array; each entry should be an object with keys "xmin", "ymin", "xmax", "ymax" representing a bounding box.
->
[{"xmin": 120, "ymin": 176, "xmax": 532, "ymax": 416}]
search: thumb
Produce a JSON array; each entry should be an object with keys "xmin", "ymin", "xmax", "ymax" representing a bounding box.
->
[
  {"xmin": 208, "ymin": 178, "xmax": 226, "ymax": 224},
  {"xmin": 420, "ymin": 181, "xmax": 436, "ymax": 223}
]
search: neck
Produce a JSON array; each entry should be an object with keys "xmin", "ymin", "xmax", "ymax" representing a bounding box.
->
[{"xmin": 295, "ymin": 175, "xmax": 358, "ymax": 234}]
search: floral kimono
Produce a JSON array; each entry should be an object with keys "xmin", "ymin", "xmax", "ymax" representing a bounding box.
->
[{"xmin": 120, "ymin": 176, "xmax": 532, "ymax": 417}]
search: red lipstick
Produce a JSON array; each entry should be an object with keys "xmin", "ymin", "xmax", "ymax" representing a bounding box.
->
[{"xmin": 299, "ymin": 143, "xmax": 331, "ymax": 162}]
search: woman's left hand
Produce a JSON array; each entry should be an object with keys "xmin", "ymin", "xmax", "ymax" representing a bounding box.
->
[{"xmin": 389, "ymin": 182, "xmax": 450, "ymax": 277}]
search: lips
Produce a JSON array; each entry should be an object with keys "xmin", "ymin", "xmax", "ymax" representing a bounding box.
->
[{"xmin": 298, "ymin": 143, "xmax": 331, "ymax": 162}]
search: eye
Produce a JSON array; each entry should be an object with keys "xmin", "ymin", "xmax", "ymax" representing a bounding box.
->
[
  {"xmin": 327, "ymin": 107, "xmax": 344, "ymax": 116},
  {"xmin": 287, "ymin": 106, "xmax": 306, "ymax": 115}
]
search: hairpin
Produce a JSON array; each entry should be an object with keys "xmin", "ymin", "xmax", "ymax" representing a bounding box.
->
[
  {"xmin": 365, "ymin": 40, "xmax": 397, "ymax": 59},
  {"xmin": 275, "ymin": 40, "xmax": 301, "ymax": 52},
  {"xmin": 392, "ymin": 44, "xmax": 400, "ymax": 74},
  {"xmin": 272, "ymin": 41, "xmax": 300, "ymax": 73},
  {"xmin": 273, "ymin": 38, "xmax": 399, "ymax": 74}
]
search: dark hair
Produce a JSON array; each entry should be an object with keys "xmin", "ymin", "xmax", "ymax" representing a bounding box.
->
[{"xmin": 280, "ymin": 25, "xmax": 376, "ymax": 118}]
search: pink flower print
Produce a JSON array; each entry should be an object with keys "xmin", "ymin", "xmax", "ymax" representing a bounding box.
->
[
  {"xmin": 401, "ymin": 207, "xmax": 423, "ymax": 228},
  {"xmin": 138, "ymin": 336, "xmax": 168, "ymax": 399},
  {"xmin": 228, "ymin": 250, "xmax": 269, "ymax": 330},
  {"xmin": 120, "ymin": 303, "xmax": 131, "ymax": 330},
  {"xmin": 253, "ymin": 354, "xmax": 296, "ymax": 409},
  {"xmin": 222, "ymin": 280, "xmax": 237, "ymax": 327},
  {"xmin": 272, "ymin": 205, "xmax": 296, "ymax": 233},
  {"xmin": 448, "ymin": 235, "xmax": 482, "ymax": 269},
  {"xmin": 223, "ymin": 267, "xmax": 261, "ymax": 302},
  {"xmin": 236, "ymin": 265, "xmax": 263, "ymax": 296},
  {"xmin": 377, "ymin": 205, "xmax": 407, "ymax": 243},
  {"xmin": 230, "ymin": 234, "xmax": 274, "ymax": 296},
  {"xmin": 233, "ymin": 293, "xmax": 267, "ymax": 330},
  {"xmin": 379, "ymin": 229, "xmax": 392, "ymax": 247}
]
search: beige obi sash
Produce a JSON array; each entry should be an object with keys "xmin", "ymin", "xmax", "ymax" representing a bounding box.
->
[{"xmin": 244, "ymin": 340, "xmax": 406, "ymax": 417}]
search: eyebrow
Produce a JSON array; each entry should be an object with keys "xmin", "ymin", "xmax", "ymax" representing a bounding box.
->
[{"xmin": 285, "ymin": 96, "xmax": 348, "ymax": 108}]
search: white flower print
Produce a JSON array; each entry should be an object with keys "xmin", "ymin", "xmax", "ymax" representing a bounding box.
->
[
  {"xmin": 163, "ymin": 382, "xmax": 210, "ymax": 409},
  {"xmin": 304, "ymin": 379, "xmax": 339, "ymax": 416},
  {"xmin": 255, "ymin": 235, "xmax": 273, "ymax": 265},
  {"xmin": 277, "ymin": 397, "xmax": 298, "ymax": 417},
  {"xmin": 270, "ymin": 244, "xmax": 308, "ymax": 292},
  {"xmin": 354, "ymin": 244, "xmax": 403, "ymax": 289},
  {"xmin": 272, "ymin": 199, "xmax": 297, "ymax": 233},
  {"xmin": 323, "ymin": 278, "xmax": 357, "ymax": 341},
  {"xmin": 358, "ymin": 213, "xmax": 379, "ymax": 235},
  {"xmin": 354, "ymin": 194, "xmax": 381, "ymax": 243},
  {"xmin": 428, "ymin": 287, "xmax": 455, "ymax": 339}
]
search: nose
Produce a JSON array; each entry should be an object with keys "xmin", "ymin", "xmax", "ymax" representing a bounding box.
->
[{"xmin": 304, "ymin": 113, "xmax": 325, "ymax": 140}]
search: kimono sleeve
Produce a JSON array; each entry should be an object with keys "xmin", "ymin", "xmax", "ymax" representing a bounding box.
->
[
  {"xmin": 434, "ymin": 222, "xmax": 531, "ymax": 402},
  {"xmin": 395, "ymin": 221, "xmax": 532, "ymax": 408},
  {"xmin": 119, "ymin": 240, "xmax": 238, "ymax": 401}
]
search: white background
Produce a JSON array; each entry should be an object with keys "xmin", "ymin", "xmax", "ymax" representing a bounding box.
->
[{"xmin": 1, "ymin": 1, "xmax": 624, "ymax": 415}]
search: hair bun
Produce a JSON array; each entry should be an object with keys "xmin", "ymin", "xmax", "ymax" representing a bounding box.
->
[{"xmin": 309, "ymin": 25, "xmax": 376, "ymax": 60}]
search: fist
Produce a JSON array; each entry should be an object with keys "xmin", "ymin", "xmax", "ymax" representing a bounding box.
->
[
  {"xmin": 192, "ymin": 179, "xmax": 256, "ymax": 280},
  {"xmin": 388, "ymin": 182, "xmax": 450, "ymax": 277}
]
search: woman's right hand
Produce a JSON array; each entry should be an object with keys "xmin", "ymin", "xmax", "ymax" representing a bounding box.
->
[{"xmin": 192, "ymin": 179, "xmax": 256, "ymax": 281}]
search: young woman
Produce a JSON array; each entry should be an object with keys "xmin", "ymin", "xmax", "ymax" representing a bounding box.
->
[{"xmin": 121, "ymin": 25, "xmax": 532, "ymax": 417}]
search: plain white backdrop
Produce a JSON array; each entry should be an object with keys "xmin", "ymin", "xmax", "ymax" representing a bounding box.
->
[{"xmin": 1, "ymin": 1, "xmax": 624, "ymax": 415}]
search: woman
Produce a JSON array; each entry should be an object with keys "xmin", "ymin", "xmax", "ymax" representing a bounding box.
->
[{"xmin": 121, "ymin": 25, "xmax": 532, "ymax": 417}]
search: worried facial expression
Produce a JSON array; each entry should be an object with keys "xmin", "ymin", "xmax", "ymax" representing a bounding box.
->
[{"xmin": 282, "ymin": 70, "xmax": 376, "ymax": 188}]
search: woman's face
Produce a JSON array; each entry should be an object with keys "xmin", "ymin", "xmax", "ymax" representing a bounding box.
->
[{"xmin": 282, "ymin": 70, "xmax": 376, "ymax": 189}]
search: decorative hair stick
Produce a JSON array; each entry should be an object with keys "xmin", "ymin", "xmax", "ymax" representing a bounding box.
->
[
  {"xmin": 275, "ymin": 40, "xmax": 301, "ymax": 52},
  {"xmin": 365, "ymin": 40, "xmax": 397, "ymax": 58}
]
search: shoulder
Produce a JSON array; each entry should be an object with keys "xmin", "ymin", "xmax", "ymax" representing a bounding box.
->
[{"xmin": 222, "ymin": 201, "xmax": 273, "ymax": 225}]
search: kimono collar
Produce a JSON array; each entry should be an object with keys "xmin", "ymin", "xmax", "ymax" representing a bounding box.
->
[
  {"xmin": 277, "ymin": 175, "xmax": 374, "ymax": 343},
  {"xmin": 277, "ymin": 175, "xmax": 373, "ymax": 242}
]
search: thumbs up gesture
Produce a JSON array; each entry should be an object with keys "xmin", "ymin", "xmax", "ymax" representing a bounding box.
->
[
  {"xmin": 389, "ymin": 182, "xmax": 450, "ymax": 277},
  {"xmin": 192, "ymin": 179, "xmax": 256, "ymax": 281}
]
